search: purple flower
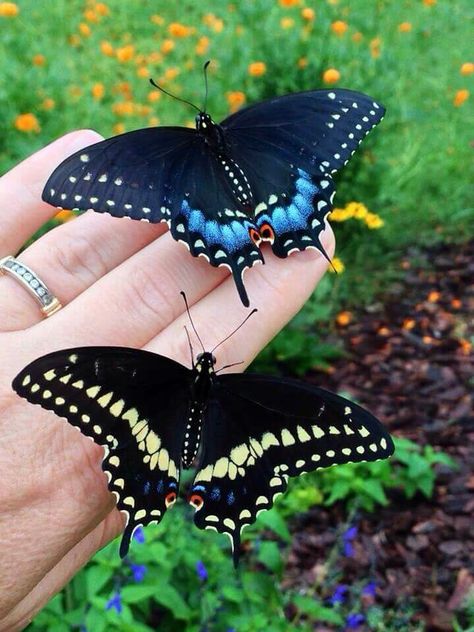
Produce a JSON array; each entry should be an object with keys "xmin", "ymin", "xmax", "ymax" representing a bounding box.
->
[
  {"xmin": 346, "ymin": 613, "xmax": 365, "ymax": 629},
  {"xmin": 196, "ymin": 560, "xmax": 208, "ymax": 582},
  {"xmin": 343, "ymin": 525, "xmax": 358, "ymax": 557},
  {"xmin": 329, "ymin": 584, "xmax": 348, "ymax": 605},
  {"xmin": 130, "ymin": 563, "xmax": 147, "ymax": 582},
  {"xmin": 362, "ymin": 581, "xmax": 376, "ymax": 597},
  {"xmin": 133, "ymin": 526, "xmax": 145, "ymax": 543},
  {"xmin": 105, "ymin": 591, "xmax": 122, "ymax": 614}
]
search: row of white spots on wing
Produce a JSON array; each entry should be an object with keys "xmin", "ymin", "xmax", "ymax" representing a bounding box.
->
[{"xmin": 217, "ymin": 153, "xmax": 253, "ymax": 205}]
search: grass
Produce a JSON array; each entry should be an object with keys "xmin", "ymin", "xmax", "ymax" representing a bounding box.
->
[{"xmin": 1, "ymin": 0, "xmax": 473, "ymax": 629}]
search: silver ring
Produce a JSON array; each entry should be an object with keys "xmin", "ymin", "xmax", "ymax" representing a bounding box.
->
[{"xmin": 0, "ymin": 255, "xmax": 62, "ymax": 317}]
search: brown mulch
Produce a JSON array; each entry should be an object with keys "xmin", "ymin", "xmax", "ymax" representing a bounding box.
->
[{"xmin": 285, "ymin": 240, "xmax": 474, "ymax": 631}]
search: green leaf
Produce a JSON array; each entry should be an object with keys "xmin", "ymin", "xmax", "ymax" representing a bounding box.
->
[
  {"xmin": 121, "ymin": 584, "xmax": 158, "ymax": 603},
  {"xmin": 85, "ymin": 605, "xmax": 108, "ymax": 632},
  {"xmin": 222, "ymin": 584, "xmax": 245, "ymax": 603},
  {"xmin": 86, "ymin": 564, "xmax": 114, "ymax": 599},
  {"xmin": 324, "ymin": 479, "xmax": 351, "ymax": 505},
  {"xmin": 292, "ymin": 594, "xmax": 344, "ymax": 624},
  {"xmin": 257, "ymin": 541, "xmax": 283, "ymax": 572},
  {"xmin": 363, "ymin": 480, "xmax": 388, "ymax": 505},
  {"xmin": 416, "ymin": 474, "xmax": 434, "ymax": 497},
  {"xmin": 151, "ymin": 583, "xmax": 191, "ymax": 620},
  {"xmin": 256, "ymin": 508, "xmax": 291, "ymax": 542}
]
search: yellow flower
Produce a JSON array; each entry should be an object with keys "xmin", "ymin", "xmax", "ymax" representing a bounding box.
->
[
  {"xmin": 196, "ymin": 36, "xmax": 210, "ymax": 55},
  {"xmin": 279, "ymin": 0, "xmax": 300, "ymax": 6},
  {"xmin": 453, "ymin": 89, "xmax": 469, "ymax": 107},
  {"xmin": 211, "ymin": 17, "xmax": 224, "ymax": 32},
  {"xmin": 79, "ymin": 22, "xmax": 91, "ymax": 37},
  {"xmin": 150, "ymin": 14, "xmax": 164, "ymax": 26},
  {"xmin": 329, "ymin": 257, "xmax": 345, "ymax": 273},
  {"xmin": 336, "ymin": 311, "xmax": 352, "ymax": 327},
  {"xmin": 112, "ymin": 101, "xmax": 135, "ymax": 116},
  {"xmin": 160, "ymin": 39, "xmax": 175, "ymax": 54},
  {"xmin": 164, "ymin": 67, "xmax": 180, "ymax": 81},
  {"xmin": 352, "ymin": 31, "xmax": 363, "ymax": 42},
  {"xmin": 14, "ymin": 113, "xmax": 40, "ymax": 133},
  {"xmin": 101, "ymin": 40, "xmax": 114, "ymax": 56},
  {"xmin": 147, "ymin": 51, "xmax": 163, "ymax": 64},
  {"xmin": 353, "ymin": 203, "xmax": 368, "ymax": 220},
  {"xmin": 92, "ymin": 82, "xmax": 105, "ymax": 100},
  {"xmin": 137, "ymin": 66, "xmax": 149, "ymax": 78},
  {"xmin": 32, "ymin": 54, "xmax": 46, "ymax": 66},
  {"xmin": 84, "ymin": 8, "xmax": 98, "ymax": 22},
  {"xmin": 248, "ymin": 61, "xmax": 266, "ymax": 77},
  {"xmin": 331, "ymin": 20, "xmax": 348, "ymax": 36},
  {"xmin": 95, "ymin": 3, "xmax": 109, "ymax": 16},
  {"xmin": 370, "ymin": 37, "xmax": 382, "ymax": 59},
  {"xmin": 113, "ymin": 122, "xmax": 125, "ymax": 134},
  {"xmin": 116, "ymin": 45, "xmax": 135, "ymax": 63},
  {"xmin": 0, "ymin": 2, "xmax": 19, "ymax": 17},
  {"xmin": 55, "ymin": 210, "xmax": 75, "ymax": 223},
  {"xmin": 168, "ymin": 22, "xmax": 192, "ymax": 37},
  {"xmin": 322, "ymin": 68, "xmax": 340, "ymax": 84},
  {"xmin": 148, "ymin": 116, "xmax": 160, "ymax": 127},
  {"xmin": 297, "ymin": 57, "xmax": 308, "ymax": 69},
  {"xmin": 226, "ymin": 91, "xmax": 246, "ymax": 112},
  {"xmin": 301, "ymin": 7, "xmax": 315, "ymax": 20},
  {"xmin": 460, "ymin": 62, "xmax": 474, "ymax": 76},
  {"xmin": 41, "ymin": 98, "xmax": 55, "ymax": 110},
  {"xmin": 398, "ymin": 22, "xmax": 412, "ymax": 32},
  {"xmin": 148, "ymin": 90, "xmax": 161, "ymax": 103},
  {"xmin": 365, "ymin": 212, "xmax": 384, "ymax": 229},
  {"xmin": 137, "ymin": 105, "xmax": 152, "ymax": 116},
  {"xmin": 114, "ymin": 81, "xmax": 132, "ymax": 99},
  {"xmin": 280, "ymin": 17, "xmax": 294, "ymax": 29},
  {"xmin": 423, "ymin": 0, "xmax": 436, "ymax": 5}
]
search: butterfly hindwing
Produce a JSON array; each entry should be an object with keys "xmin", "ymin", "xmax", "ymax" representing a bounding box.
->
[
  {"xmin": 190, "ymin": 373, "xmax": 394, "ymax": 565},
  {"xmin": 13, "ymin": 347, "xmax": 191, "ymax": 556}
]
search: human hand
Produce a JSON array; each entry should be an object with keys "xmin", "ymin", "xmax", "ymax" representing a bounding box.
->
[{"xmin": 0, "ymin": 130, "xmax": 334, "ymax": 630}]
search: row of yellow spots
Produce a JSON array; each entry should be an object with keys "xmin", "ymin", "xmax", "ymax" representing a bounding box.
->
[{"xmin": 330, "ymin": 201, "xmax": 385, "ymax": 229}]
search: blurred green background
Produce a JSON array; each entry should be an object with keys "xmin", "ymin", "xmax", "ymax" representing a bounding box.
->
[{"xmin": 0, "ymin": 0, "xmax": 472, "ymax": 630}]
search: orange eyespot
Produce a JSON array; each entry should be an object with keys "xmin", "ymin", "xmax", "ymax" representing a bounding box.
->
[
  {"xmin": 189, "ymin": 493, "xmax": 204, "ymax": 509},
  {"xmin": 249, "ymin": 227, "xmax": 262, "ymax": 246},
  {"xmin": 165, "ymin": 491, "xmax": 177, "ymax": 507},
  {"xmin": 259, "ymin": 222, "xmax": 275, "ymax": 243}
]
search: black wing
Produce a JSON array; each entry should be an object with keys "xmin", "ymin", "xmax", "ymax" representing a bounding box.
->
[
  {"xmin": 190, "ymin": 373, "xmax": 393, "ymax": 565},
  {"xmin": 221, "ymin": 89, "xmax": 385, "ymax": 259},
  {"xmin": 13, "ymin": 347, "xmax": 191, "ymax": 557},
  {"xmin": 42, "ymin": 127, "xmax": 262, "ymax": 306}
]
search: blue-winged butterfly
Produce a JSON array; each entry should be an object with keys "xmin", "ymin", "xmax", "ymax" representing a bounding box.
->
[
  {"xmin": 13, "ymin": 297, "xmax": 394, "ymax": 565},
  {"xmin": 41, "ymin": 66, "xmax": 385, "ymax": 306}
]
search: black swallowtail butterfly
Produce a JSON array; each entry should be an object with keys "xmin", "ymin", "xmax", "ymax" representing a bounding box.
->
[
  {"xmin": 42, "ymin": 77, "xmax": 385, "ymax": 307},
  {"xmin": 13, "ymin": 310, "xmax": 394, "ymax": 565}
]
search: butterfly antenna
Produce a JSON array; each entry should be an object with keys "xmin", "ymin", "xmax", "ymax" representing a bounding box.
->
[
  {"xmin": 202, "ymin": 60, "xmax": 211, "ymax": 112},
  {"xmin": 215, "ymin": 360, "xmax": 244, "ymax": 374},
  {"xmin": 149, "ymin": 78, "xmax": 200, "ymax": 113},
  {"xmin": 211, "ymin": 309, "xmax": 258, "ymax": 354},
  {"xmin": 184, "ymin": 326, "xmax": 195, "ymax": 367},
  {"xmin": 180, "ymin": 291, "xmax": 205, "ymax": 353}
]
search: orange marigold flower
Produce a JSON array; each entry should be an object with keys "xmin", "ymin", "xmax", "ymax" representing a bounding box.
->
[
  {"xmin": 161, "ymin": 39, "xmax": 175, "ymax": 54},
  {"xmin": 101, "ymin": 40, "xmax": 114, "ymax": 56},
  {"xmin": 453, "ymin": 89, "xmax": 469, "ymax": 107},
  {"xmin": 116, "ymin": 45, "xmax": 135, "ymax": 63},
  {"xmin": 84, "ymin": 8, "xmax": 98, "ymax": 22},
  {"xmin": 398, "ymin": 22, "xmax": 412, "ymax": 32},
  {"xmin": 0, "ymin": 2, "xmax": 19, "ymax": 17},
  {"xmin": 423, "ymin": 0, "xmax": 436, "ymax": 5},
  {"xmin": 352, "ymin": 31, "xmax": 363, "ymax": 42},
  {"xmin": 331, "ymin": 20, "xmax": 348, "ymax": 36},
  {"xmin": 95, "ymin": 3, "xmax": 109, "ymax": 16},
  {"xmin": 41, "ymin": 97, "xmax": 55, "ymax": 110},
  {"xmin": 402, "ymin": 318, "xmax": 415, "ymax": 330},
  {"xmin": 450, "ymin": 298, "xmax": 462, "ymax": 309},
  {"xmin": 301, "ymin": 7, "xmax": 315, "ymax": 20},
  {"xmin": 92, "ymin": 82, "xmax": 105, "ymax": 100},
  {"xmin": 168, "ymin": 22, "xmax": 191, "ymax": 37},
  {"xmin": 370, "ymin": 36, "xmax": 382, "ymax": 59},
  {"xmin": 196, "ymin": 36, "xmax": 210, "ymax": 55},
  {"xmin": 164, "ymin": 67, "xmax": 179, "ymax": 81},
  {"xmin": 378, "ymin": 326, "xmax": 391, "ymax": 336},
  {"xmin": 280, "ymin": 17, "xmax": 294, "ymax": 28},
  {"xmin": 427, "ymin": 290, "xmax": 440, "ymax": 303},
  {"xmin": 336, "ymin": 311, "xmax": 352, "ymax": 327},
  {"xmin": 226, "ymin": 90, "xmax": 246, "ymax": 112},
  {"xmin": 322, "ymin": 68, "xmax": 340, "ymax": 84},
  {"xmin": 279, "ymin": 0, "xmax": 299, "ymax": 6},
  {"xmin": 150, "ymin": 14, "xmax": 164, "ymax": 26},
  {"xmin": 112, "ymin": 101, "xmax": 135, "ymax": 116},
  {"xmin": 248, "ymin": 61, "xmax": 266, "ymax": 77},
  {"xmin": 32, "ymin": 54, "xmax": 46, "ymax": 66},
  {"xmin": 297, "ymin": 57, "xmax": 308, "ymax": 69},
  {"xmin": 459, "ymin": 339, "xmax": 472, "ymax": 355},
  {"xmin": 55, "ymin": 210, "xmax": 75, "ymax": 223},
  {"xmin": 113, "ymin": 122, "xmax": 125, "ymax": 134},
  {"xmin": 14, "ymin": 113, "xmax": 40, "ymax": 133},
  {"xmin": 211, "ymin": 17, "xmax": 224, "ymax": 32},
  {"xmin": 148, "ymin": 90, "xmax": 161, "ymax": 103},
  {"xmin": 79, "ymin": 22, "xmax": 91, "ymax": 36},
  {"xmin": 148, "ymin": 116, "xmax": 160, "ymax": 127},
  {"xmin": 137, "ymin": 66, "xmax": 149, "ymax": 78},
  {"xmin": 460, "ymin": 62, "xmax": 474, "ymax": 76},
  {"xmin": 114, "ymin": 81, "xmax": 132, "ymax": 99}
]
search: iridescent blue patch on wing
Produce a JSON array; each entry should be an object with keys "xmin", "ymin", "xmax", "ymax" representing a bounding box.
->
[
  {"xmin": 210, "ymin": 487, "xmax": 221, "ymax": 501},
  {"xmin": 193, "ymin": 484, "xmax": 206, "ymax": 493},
  {"xmin": 143, "ymin": 481, "xmax": 151, "ymax": 495},
  {"xmin": 156, "ymin": 480, "xmax": 164, "ymax": 493},
  {"xmin": 181, "ymin": 202, "xmax": 254, "ymax": 253},
  {"xmin": 227, "ymin": 491, "xmax": 236, "ymax": 505}
]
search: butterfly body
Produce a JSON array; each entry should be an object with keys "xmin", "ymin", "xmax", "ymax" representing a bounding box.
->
[
  {"xmin": 42, "ymin": 88, "xmax": 385, "ymax": 306},
  {"xmin": 13, "ymin": 343, "xmax": 394, "ymax": 565}
]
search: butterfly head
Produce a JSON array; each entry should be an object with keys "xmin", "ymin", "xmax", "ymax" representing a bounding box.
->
[{"xmin": 195, "ymin": 351, "xmax": 217, "ymax": 374}]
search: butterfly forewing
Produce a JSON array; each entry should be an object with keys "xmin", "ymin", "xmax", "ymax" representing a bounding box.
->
[
  {"xmin": 190, "ymin": 373, "xmax": 394, "ymax": 565},
  {"xmin": 13, "ymin": 347, "xmax": 191, "ymax": 556}
]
